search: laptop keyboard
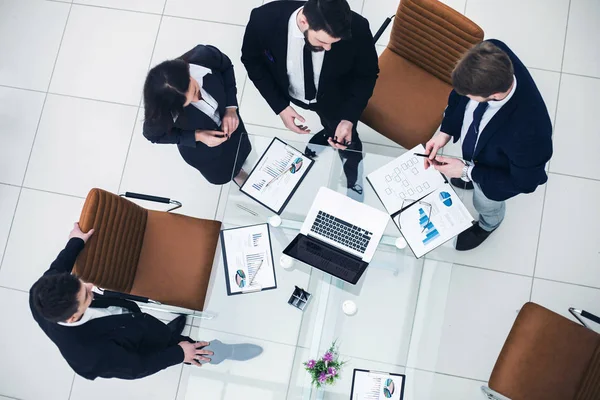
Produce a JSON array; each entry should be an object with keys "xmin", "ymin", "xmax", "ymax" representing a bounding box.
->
[{"xmin": 310, "ymin": 211, "xmax": 373, "ymax": 254}]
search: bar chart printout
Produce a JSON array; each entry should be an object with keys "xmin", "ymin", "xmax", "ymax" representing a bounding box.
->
[{"xmin": 241, "ymin": 139, "xmax": 314, "ymax": 213}]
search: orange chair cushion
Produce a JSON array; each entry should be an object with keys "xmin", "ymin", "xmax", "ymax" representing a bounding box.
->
[
  {"xmin": 361, "ymin": 48, "xmax": 452, "ymax": 149},
  {"xmin": 131, "ymin": 210, "xmax": 221, "ymax": 311},
  {"xmin": 75, "ymin": 189, "xmax": 147, "ymax": 292},
  {"xmin": 489, "ymin": 302, "xmax": 600, "ymax": 400}
]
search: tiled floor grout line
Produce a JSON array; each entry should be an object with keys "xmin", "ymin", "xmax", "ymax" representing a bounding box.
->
[
  {"xmin": 62, "ymin": 1, "xmax": 163, "ymax": 16},
  {"xmin": 0, "ymin": 285, "xmax": 28, "ymax": 294},
  {"xmin": 66, "ymin": 373, "xmax": 77, "ymax": 400},
  {"xmin": 529, "ymin": 0, "xmax": 572, "ymax": 301},
  {"xmin": 117, "ymin": 2, "xmax": 167, "ymax": 193},
  {"xmin": 0, "ymin": 1, "xmax": 73, "ymax": 276},
  {"xmin": 0, "ymin": 84, "xmax": 138, "ymax": 108},
  {"xmin": 410, "ymin": 366, "xmax": 488, "ymax": 384},
  {"xmin": 163, "ymin": 13, "xmax": 246, "ymax": 28},
  {"xmin": 191, "ymin": 324, "xmax": 302, "ymax": 349},
  {"xmin": 0, "ymin": 393, "xmax": 25, "ymax": 400},
  {"xmin": 536, "ymin": 276, "xmax": 600, "ymax": 292},
  {"xmin": 463, "ymin": 0, "xmax": 468, "ymax": 15},
  {"xmin": 422, "ymin": 257, "xmax": 534, "ymax": 279},
  {"xmin": 548, "ymin": 170, "xmax": 600, "ymax": 183},
  {"xmin": 21, "ymin": 186, "xmax": 86, "ymax": 200}
]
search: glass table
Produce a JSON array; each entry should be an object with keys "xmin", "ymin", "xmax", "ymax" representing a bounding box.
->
[{"xmin": 188, "ymin": 133, "xmax": 425, "ymax": 399}]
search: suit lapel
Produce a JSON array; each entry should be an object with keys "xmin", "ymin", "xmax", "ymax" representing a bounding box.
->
[{"xmin": 473, "ymin": 100, "xmax": 518, "ymax": 159}]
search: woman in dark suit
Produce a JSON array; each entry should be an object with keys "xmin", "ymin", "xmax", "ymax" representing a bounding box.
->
[{"xmin": 143, "ymin": 45, "xmax": 251, "ymax": 185}]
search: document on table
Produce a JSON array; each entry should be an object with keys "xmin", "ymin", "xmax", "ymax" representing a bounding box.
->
[
  {"xmin": 350, "ymin": 370, "xmax": 405, "ymax": 400},
  {"xmin": 366, "ymin": 144, "xmax": 445, "ymax": 214},
  {"xmin": 220, "ymin": 223, "xmax": 277, "ymax": 295},
  {"xmin": 394, "ymin": 184, "xmax": 473, "ymax": 258},
  {"xmin": 240, "ymin": 138, "xmax": 314, "ymax": 214}
]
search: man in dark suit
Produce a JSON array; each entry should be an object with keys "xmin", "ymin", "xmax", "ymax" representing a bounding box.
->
[
  {"xmin": 241, "ymin": 0, "xmax": 379, "ymax": 194},
  {"xmin": 30, "ymin": 223, "xmax": 261, "ymax": 380},
  {"xmin": 424, "ymin": 40, "xmax": 553, "ymax": 251}
]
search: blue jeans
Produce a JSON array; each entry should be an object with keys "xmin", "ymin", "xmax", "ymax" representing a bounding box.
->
[{"xmin": 473, "ymin": 183, "xmax": 505, "ymax": 231}]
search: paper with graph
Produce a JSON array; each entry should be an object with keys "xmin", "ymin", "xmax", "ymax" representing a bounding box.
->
[
  {"xmin": 220, "ymin": 223, "xmax": 277, "ymax": 295},
  {"xmin": 394, "ymin": 184, "xmax": 473, "ymax": 258},
  {"xmin": 367, "ymin": 145, "xmax": 474, "ymax": 258},
  {"xmin": 366, "ymin": 144, "xmax": 446, "ymax": 214},
  {"xmin": 241, "ymin": 138, "xmax": 314, "ymax": 214}
]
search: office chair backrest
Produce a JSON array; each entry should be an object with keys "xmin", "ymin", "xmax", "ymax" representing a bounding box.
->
[
  {"xmin": 389, "ymin": 0, "xmax": 484, "ymax": 85},
  {"xmin": 75, "ymin": 189, "xmax": 147, "ymax": 292}
]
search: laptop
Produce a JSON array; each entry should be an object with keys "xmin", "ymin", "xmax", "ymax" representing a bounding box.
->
[{"xmin": 283, "ymin": 187, "xmax": 389, "ymax": 284}]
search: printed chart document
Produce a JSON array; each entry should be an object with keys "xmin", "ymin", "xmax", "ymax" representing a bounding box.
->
[
  {"xmin": 366, "ymin": 144, "xmax": 474, "ymax": 258},
  {"xmin": 350, "ymin": 370, "xmax": 405, "ymax": 400},
  {"xmin": 220, "ymin": 224, "xmax": 276, "ymax": 296},
  {"xmin": 240, "ymin": 138, "xmax": 314, "ymax": 214}
]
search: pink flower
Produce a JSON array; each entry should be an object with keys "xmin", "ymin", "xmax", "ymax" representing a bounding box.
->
[
  {"xmin": 327, "ymin": 366, "xmax": 338, "ymax": 376},
  {"xmin": 322, "ymin": 352, "xmax": 334, "ymax": 362},
  {"xmin": 318, "ymin": 372, "xmax": 327, "ymax": 384},
  {"xmin": 306, "ymin": 359, "xmax": 316, "ymax": 369}
]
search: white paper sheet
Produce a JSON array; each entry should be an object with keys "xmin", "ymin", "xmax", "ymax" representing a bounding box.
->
[
  {"xmin": 366, "ymin": 144, "xmax": 445, "ymax": 214},
  {"xmin": 221, "ymin": 224, "xmax": 276, "ymax": 295},
  {"xmin": 395, "ymin": 184, "xmax": 473, "ymax": 258},
  {"xmin": 241, "ymin": 139, "xmax": 313, "ymax": 213},
  {"xmin": 352, "ymin": 370, "xmax": 405, "ymax": 400}
]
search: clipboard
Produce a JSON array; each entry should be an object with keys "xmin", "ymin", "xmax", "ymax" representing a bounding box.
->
[
  {"xmin": 239, "ymin": 137, "xmax": 314, "ymax": 215},
  {"xmin": 350, "ymin": 369, "xmax": 406, "ymax": 400},
  {"xmin": 366, "ymin": 145, "xmax": 474, "ymax": 258},
  {"xmin": 220, "ymin": 223, "xmax": 277, "ymax": 296}
]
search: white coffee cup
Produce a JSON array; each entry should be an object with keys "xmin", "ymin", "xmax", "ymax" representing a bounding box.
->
[
  {"xmin": 268, "ymin": 215, "xmax": 282, "ymax": 227},
  {"xmin": 280, "ymin": 254, "xmax": 294, "ymax": 270},
  {"xmin": 342, "ymin": 300, "xmax": 358, "ymax": 316}
]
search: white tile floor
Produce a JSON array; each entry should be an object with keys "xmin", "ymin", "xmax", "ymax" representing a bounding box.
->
[{"xmin": 1, "ymin": 0, "xmax": 599, "ymax": 399}]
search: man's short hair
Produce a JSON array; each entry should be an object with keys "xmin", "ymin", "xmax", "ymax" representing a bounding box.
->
[
  {"xmin": 452, "ymin": 41, "xmax": 514, "ymax": 98},
  {"xmin": 31, "ymin": 273, "xmax": 81, "ymax": 323},
  {"xmin": 303, "ymin": 0, "xmax": 352, "ymax": 40}
]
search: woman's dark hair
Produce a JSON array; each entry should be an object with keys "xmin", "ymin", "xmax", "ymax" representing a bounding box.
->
[
  {"xmin": 303, "ymin": 0, "xmax": 352, "ymax": 40},
  {"xmin": 31, "ymin": 273, "xmax": 81, "ymax": 323},
  {"xmin": 143, "ymin": 59, "xmax": 190, "ymax": 121}
]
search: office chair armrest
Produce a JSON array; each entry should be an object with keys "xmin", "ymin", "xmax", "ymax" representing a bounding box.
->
[
  {"xmin": 120, "ymin": 192, "xmax": 182, "ymax": 212},
  {"xmin": 373, "ymin": 15, "xmax": 395, "ymax": 44},
  {"xmin": 569, "ymin": 307, "xmax": 600, "ymax": 330}
]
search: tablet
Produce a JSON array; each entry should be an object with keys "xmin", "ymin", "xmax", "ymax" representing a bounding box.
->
[
  {"xmin": 240, "ymin": 137, "xmax": 314, "ymax": 214},
  {"xmin": 350, "ymin": 369, "xmax": 406, "ymax": 400}
]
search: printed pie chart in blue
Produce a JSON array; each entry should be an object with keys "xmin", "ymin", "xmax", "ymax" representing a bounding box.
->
[{"xmin": 439, "ymin": 191, "xmax": 453, "ymax": 207}]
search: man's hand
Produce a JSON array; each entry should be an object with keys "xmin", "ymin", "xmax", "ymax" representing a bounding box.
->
[
  {"xmin": 424, "ymin": 132, "xmax": 452, "ymax": 169},
  {"xmin": 179, "ymin": 341, "xmax": 214, "ymax": 367},
  {"xmin": 432, "ymin": 156, "xmax": 465, "ymax": 178},
  {"xmin": 195, "ymin": 130, "xmax": 228, "ymax": 147},
  {"xmin": 222, "ymin": 108, "xmax": 239, "ymax": 137},
  {"xmin": 69, "ymin": 223, "xmax": 94, "ymax": 243},
  {"xmin": 327, "ymin": 120, "xmax": 353, "ymax": 150},
  {"xmin": 279, "ymin": 106, "xmax": 310, "ymax": 134}
]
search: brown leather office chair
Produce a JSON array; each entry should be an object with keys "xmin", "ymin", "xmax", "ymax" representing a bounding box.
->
[
  {"xmin": 482, "ymin": 302, "xmax": 600, "ymax": 400},
  {"xmin": 73, "ymin": 188, "xmax": 221, "ymax": 311},
  {"xmin": 361, "ymin": 0, "xmax": 484, "ymax": 149}
]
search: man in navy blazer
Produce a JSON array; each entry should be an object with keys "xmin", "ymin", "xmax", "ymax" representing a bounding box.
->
[{"xmin": 424, "ymin": 39, "xmax": 552, "ymax": 251}]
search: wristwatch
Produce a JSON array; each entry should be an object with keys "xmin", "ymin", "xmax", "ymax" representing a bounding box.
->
[{"xmin": 460, "ymin": 163, "xmax": 470, "ymax": 182}]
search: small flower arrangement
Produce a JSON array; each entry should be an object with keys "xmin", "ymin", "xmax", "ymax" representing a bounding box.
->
[{"xmin": 303, "ymin": 341, "xmax": 346, "ymax": 388}]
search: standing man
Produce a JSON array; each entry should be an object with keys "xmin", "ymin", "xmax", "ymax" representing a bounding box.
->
[
  {"xmin": 425, "ymin": 40, "xmax": 553, "ymax": 251},
  {"xmin": 241, "ymin": 0, "xmax": 379, "ymax": 195}
]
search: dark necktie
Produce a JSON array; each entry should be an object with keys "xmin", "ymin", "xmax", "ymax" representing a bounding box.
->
[
  {"xmin": 91, "ymin": 295, "xmax": 141, "ymax": 314},
  {"xmin": 303, "ymin": 44, "xmax": 317, "ymax": 101},
  {"xmin": 462, "ymin": 102, "xmax": 489, "ymax": 161}
]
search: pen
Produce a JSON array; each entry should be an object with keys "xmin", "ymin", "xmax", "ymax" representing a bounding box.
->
[
  {"xmin": 236, "ymin": 204, "xmax": 258, "ymax": 216},
  {"xmin": 248, "ymin": 259, "xmax": 264, "ymax": 286},
  {"xmin": 414, "ymin": 153, "xmax": 464, "ymax": 161}
]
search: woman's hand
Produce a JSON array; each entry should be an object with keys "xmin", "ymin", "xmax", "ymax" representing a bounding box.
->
[
  {"xmin": 222, "ymin": 107, "xmax": 239, "ymax": 137},
  {"xmin": 195, "ymin": 130, "xmax": 228, "ymax": 147}
]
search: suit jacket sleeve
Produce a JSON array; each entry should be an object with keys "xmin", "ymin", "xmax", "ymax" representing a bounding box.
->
[
  {"xmin": 142, "ymin": 116, "xmax": 197, "ymax": 147},
  {"xmin": 339, "ymin": 21, "xmax": 379, "ymax": 124},
  {"xmin": 44, "ymin": 238, "xmax": 85, "ymax": 277},
  {"xmin": 440, "ymin": 90, "xmax": 464, "ymax": 141},
  {"xmin": 241, "ymin": 9, "xmax": 290, "ymax": 115},
  {"xmin": 182, "ymin": 44, "xmax": 239, "ymax": 108},
  {"xmin": 97, "ymin": 344, "xmax": 184, "ymax": 380},
  {"xmin": 471, "ymin": 118, "xmax": 553, "ymax": 201}
]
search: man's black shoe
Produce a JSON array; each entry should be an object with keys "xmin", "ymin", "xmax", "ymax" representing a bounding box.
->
[
  {"xmin": 167, "ymin": 314, "xmax": 187, "ymax": 336},
  {"xmin": 450, "ymin": 177, "xmax": 474, "ymax": 190},
  {"xmin": 456, "ymin": 224, "xmax": 496, "ymax": 251}
]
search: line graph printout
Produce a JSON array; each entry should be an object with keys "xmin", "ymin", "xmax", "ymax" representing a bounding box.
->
[
  {"xmin": 241, "ymin": 138, "xmax": 313, "ymax": 214},
  {"xmin": 366, "ymin": 144, "xmax": 445, "ymax": 214}
]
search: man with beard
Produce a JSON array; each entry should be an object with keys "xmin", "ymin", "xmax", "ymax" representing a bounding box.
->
[{"xmin": 241, "ymin": 0, "xmax": 379, "ymax": 196}]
